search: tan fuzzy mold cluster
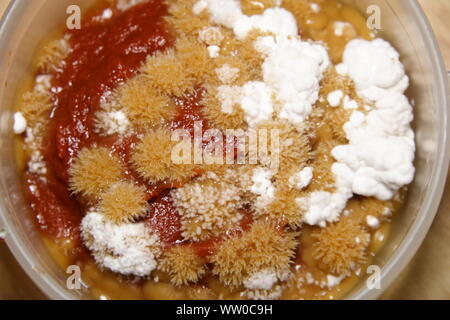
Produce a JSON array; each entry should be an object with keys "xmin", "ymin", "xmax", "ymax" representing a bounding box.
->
[
  {"xmin": 201, "ymin": 86, "xmax": 247, "ymax": 130},
  {"xmin": 303, "ymin": 109, "xmax": 342, "ymax": 194},
  {"xmin": 244, "ymin": 120, "xmax": 315, "ymax": 227},
  {"xmin": 114, "ymin": 75, "xmax": 176, "ymax": 129},
  {"xmin": 18, "ymin": 90, "xmax": 52, "ymax": 128},
  {"xmin": 131, "ymin": 127, "xmax": 198, "ymax": 183},
  {"xmin": 213, "ymin": 54, "xmax": 262, "ymax": 86},
  {"xmin": 212, "ymin": 30, "xmax": 271, "ymax": 85},
  {"xmin": 258, "ymin": 120, "xmax": 315, "ymax": 173},
  {"xmin": 234, "ymin": 30, "xmax": 270, "ymax": 78},
  {"xmin": 165, "ymin": 0, "xmax": 211, "ymax": 38},
  {"xmin": 36, "ymin": 38, "xmax": 70, "ymax": 73},
  {"xmin": 166, "ymin": 1, "xmax": 267, "ymax": 85},
  {"xmin": 211, "ymin": 220, "xmax": 298, "ymax": 287},
  {"xmin": 266, "ymin": 189, "xmax": 303, "ymax": 229},
  {"xmin": 317, "ymin": 68, "xmax": 359, "ymax": 143},
  {"xmin": 308, "ymin": 140, "xmax": 337, "ymax": 193},
  {"xmin": 175, "ymin": 37, "xmax": 216, "ymax": 84},
  {"xmin": 141, "ymin": 36, "xmax": 217, "ymax": 97},
  {"xmin": 69, "ymin": 147, "xmax": 124, "ymax": 198},
  {"xmin": 312, "ymin": 217, "xmax": 370, "ymax": 275},
  {"xmin": 99, "ymin": 181, "xmax": 148, "ymax": 224},
  {"xmin": 158, "ymin": 245, "xmax": 207, "ymax": 286},
  {"xmin": 142, "ymin": 49, "xmax": 197, "ymax": 97}
]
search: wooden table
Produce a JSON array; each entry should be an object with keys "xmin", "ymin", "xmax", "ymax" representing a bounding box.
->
[
  {"xmin": 419, "ymin": 0, "xmax": 450, "ymax": 69},
  {"xmin": 0, "ymin": 0, "xmax": 449, "ymax": 300}
]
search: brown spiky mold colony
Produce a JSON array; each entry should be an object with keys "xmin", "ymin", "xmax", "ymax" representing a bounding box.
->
[{"xmin": 14, "ymin": 0, "xmax": 415, "ymax": 300}]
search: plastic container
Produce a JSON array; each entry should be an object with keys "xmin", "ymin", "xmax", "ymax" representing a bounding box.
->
[{"xmin": 0, "ymin": 0, "xmax": 448, "ymax": 300}]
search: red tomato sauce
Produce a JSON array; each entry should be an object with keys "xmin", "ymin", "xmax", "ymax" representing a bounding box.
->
[{"xmin": 145, "ymin": 194, "xmax": 183, "ymax": 244}]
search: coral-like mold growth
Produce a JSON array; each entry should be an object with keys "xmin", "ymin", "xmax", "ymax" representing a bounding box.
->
[
  {"xmin": 211, "ymin": 220, "xmax": 298, "ymax": 287},
  {"xmin": 259, "ymin": 120, "xmax": 315, "ymax": 173},
  {"xmin": 131, "ymin": 128, "xmax": 197, "ymax": 183},
  {"xmin": 267, "ymin": 189, "xmax": 303, "ymax": 228},
  {"xmin": 312, "ymin": 218, "xmax": 370, "ymax": 274},
  {"xmin": 165, "ymin": 0, "xmax": 211, "ymax": 38},
  {"xmin": 37, "ymin": 38, "xmax": 70, "ymax": 73},
  {"xmin": 100, "ymin": 181, "xmax": 148, "ymax": 224},
  {"xmin": 69, "ymin": 147, "xmax": 123, "ymax": 198},
  {"xmin": 159, "ymin": 245, "xmax": 207, "ymax": 286},
  {"xmin": 201, "ymin": 86, "xmax": 247, "ymax": 130},
  {"xmin": 142, "ymin": 49, "xmax": 195, "ymax": 97},
  {"xmin": 18, "ymin": 91, "xmax": 52, "ymax": 126},
  {"xmin": 115, "ymin": 75, "xmax": 176, "ymax": 128},
  {"xmin": 175, "ymin": 37, "xmax": 215, "ymax": 85}
]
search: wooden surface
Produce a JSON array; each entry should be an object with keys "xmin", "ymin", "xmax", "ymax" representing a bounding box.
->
[
  {"xmin": 418, "ymin": 0, "xmax": 450, "ymax": 69},
  {"xmin": 0, "ymin": 0, "xmax": 449, "ymax": 300}
]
